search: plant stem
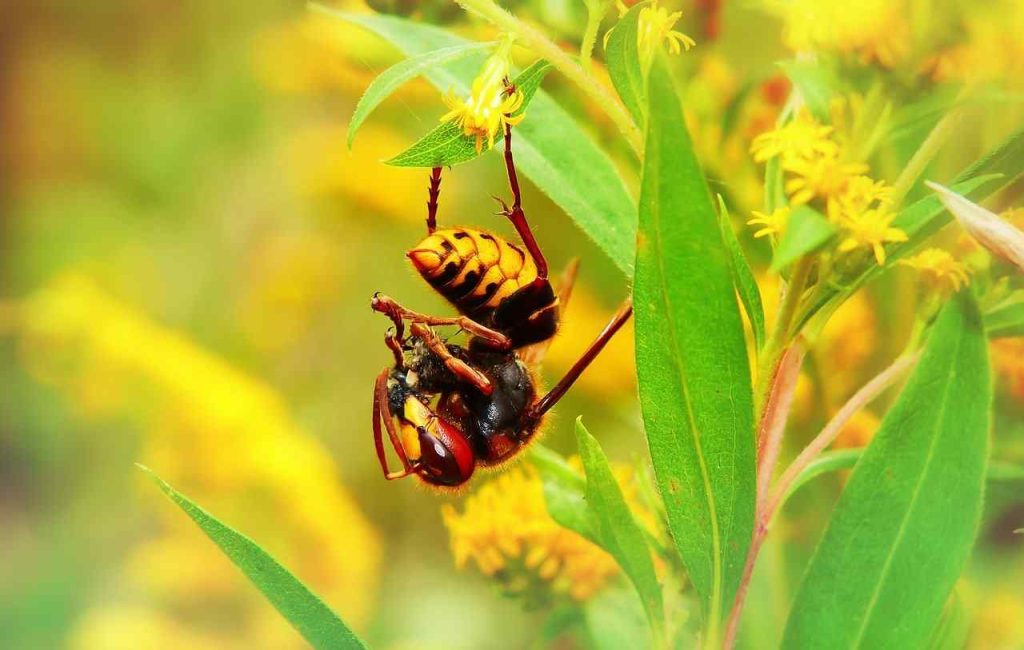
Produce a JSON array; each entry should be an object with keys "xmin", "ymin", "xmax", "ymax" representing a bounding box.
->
[
  {"xmin": 755, "ymin": 255, "xmax": 813, "ymax": 420},
  {"xmin": 454, "ymin": 0, "xmax": 643, "ymax": 155},
  {"xmin": 764, "ymin": 351, "xmax": 920, "ymax": 522},
  {"xmin": 724, "ymin": 351, "xmax": 919, "ymax": 649},
  {"xmin": 725, "ymin": 343, "xmax": 805, "ymax": 650},
  {"xmin": 579, "ymin": 1, "xmax": 607, "ymax": 72}
]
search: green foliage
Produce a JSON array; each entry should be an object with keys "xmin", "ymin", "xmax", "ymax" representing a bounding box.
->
[
  {"xmin": 604, "ymin": 3, "xmax": 647, "ymax": 127},
  {"xmin": 985, "ymin": 293, "xmax": 1024, "ymax": 338},
  {"xmin": 326, "ymin": 8, "xmax": 638, "ymax": 276},
  {"xmin": 781, "ymin": 448, "xmax": 862, "ymax": 503},
  {"xmin": 799, "ymin": 136, "xmax": 1023, "ymax": 331},
  {"xmin": 531, "ymin": 445, "xmax": 598, "ymax": 541},
  {"xmin": 633, "ymin": 55, "xmax": 755, "ymax": 643},
  {"xmin": 532, "ymin": 427, "xmax": 664, "ymax": 645},
  {"xmin": 717, "ymin": 195, "xmax": 766, "ymax": 351},
  {"xmin": 575, "ymin": 419, "xmax": 665, "ymax": 644},
  {"xmin": 783, "ymin": 294, "xmax": 991, "ymax": 648},
  {"xmin": 347, "ymin": 42, "xmax": 492, "ymax": 149},
  {"xmin": 777, "ymin": 59, "xmax": 839, "ymax": 122},
  {"xmin": 770, "ymin": 205, "xmax": 838, "ymax": 272},
  {"xmin": 139, "ymin": 466, "xmax": 366, "ymax": 650},
  {"xmin": 385, "ymin": 61, "xmax": 550, "ymax": 167}
]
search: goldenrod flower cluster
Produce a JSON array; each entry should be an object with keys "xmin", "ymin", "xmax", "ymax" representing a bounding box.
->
[
  {"xmin": 749, "ymin": 106, "xmax": 907, "ymax": 266},
  {"xmin": 899, "ymin": 249, "xmax": 971, "ymax": 296},
  {"xmin": 441, "ymin": 37, "xmax": 524, "ymax": 153},
  {"xmin": 931, "ymin": 1, "xmax": 1024, "ymax": 85},
  {"xmin": 773, "ymin": 0, "xmax": 910, "ymax": 67},
  {"xmin": 18, "ymin": 273, "xmax": 380, "ymax": 647},
  {"xmin": 443, "ymin": 465, "xmax": 625, "ymax": 603}
]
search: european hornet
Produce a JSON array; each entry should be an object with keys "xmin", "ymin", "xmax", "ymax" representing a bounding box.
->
[{"xmin": 371, "ymin": 124, "xmax": 632, "ymax": 488}]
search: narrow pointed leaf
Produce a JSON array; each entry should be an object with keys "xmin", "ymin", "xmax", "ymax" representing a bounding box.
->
[
  {"xmin": 634, "ymin": 55, "xmax": 755, "ymax": 639},
  {"xmin": 771, "ymin": 205, "xmax": 837, "ymax": 272},
  {"xmin": 347, "ymin": 42, "xmax": 492, "ymax": 149},
  {"xmin": 777, "ymin": 59, "xmax": 838, "ymax": 122},
  {"xmin": 717, "ymin": 195, "xmax": 766, "ymax": 351},
  {"xmin": 531, "ymin": 445, "xmax": 598, "ymax": 542},
  {"xmin": 604, "ymin": 3, "xmax": 647, "ymax": 126},
  {"xmin": 781, "ymin": 448, "xmax": 862, "ymax": 503},
  {"xmin": 984, "ymin": 293, "xmax": 1024, "ymax": 338},
  {"xmin": 783, "ymin": 294, "xmax": 991, "ymax": 648},
  {"xmin": 325, "ymin": 8, "xmax": 637, "ymax": 276},
  {"xmin": 575, "ymin": 419, "xmax": 664, "ymax": 643},
  {"xmin": 139, "ymin": 466, "xmax": 366, "ymax": 650},
  {"xmin": 386, "ymin": 61, "xmax": 550, "ymax": 167},
  {"xmin": 783, "ymin": 451, "xmax": 1022, "ymax": 512}
]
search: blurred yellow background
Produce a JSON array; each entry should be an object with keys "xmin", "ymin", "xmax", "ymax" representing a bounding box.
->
[
  {"xmin": 0, "ymin": 2, "xmax": 639, "ymax": 647},
  {"xmin": 2, "ymin": 0, "xmax": 1023, "ymax": 648}
]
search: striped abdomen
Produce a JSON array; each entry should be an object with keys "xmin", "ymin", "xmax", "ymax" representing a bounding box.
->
[{"xmin": 407, "ymin": 228, "xmax": 557, "ymax": 347}]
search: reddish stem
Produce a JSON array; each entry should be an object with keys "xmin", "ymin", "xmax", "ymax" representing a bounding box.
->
[{"xmin": 725, "ymin": 343, "xmax": 805, "ymax": 649}]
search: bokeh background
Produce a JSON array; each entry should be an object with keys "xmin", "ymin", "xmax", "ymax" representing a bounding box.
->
[{"xmin": 1, "ymin": 1, "xmax": 1022, "ymax": 648}]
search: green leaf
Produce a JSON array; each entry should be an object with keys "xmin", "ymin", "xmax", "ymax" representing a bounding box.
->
[
  {"xmin": 985, "ymin": 294, "xmax": 1024, "ymax": 338},
  {"xmin": 927, "ymin": 591, "xmax": 971, "ymax": 650},
  {"xmin": 782, "ymin": 294, "xmax": 991, "ymax": 649},
  {"xmin": 138, "ymin": 466, "xmax": 366, "ymax": 650},
  {"xmin": 634, "ymin": 55, "xmax": 755, "ymax": 642},
  {"xmin": 717, "ymin": 195, "xmax": 766, "ymax": 351},
  {"xmin": 605, "ymin": 3, "xmax": 646, "ymax": 126},
  {"xmin": 530, "ymin": 445, "xmax": 598, "ymax": 542},
  {"xmin": 781, "ymin": 448, "xmax": 862, "ymax": 504},
  {"xmin": 386, "ymin": 60, "xmax": 550, "ymax": 167},
  {"xmin": 771, "ymin": 205, "xmax": 837, "ymax": 272},
  {"xmin": 347, "ymin": 42, "xmax": 492, "ymax": 149},
  {"xmin": 777, "ymin": 59, "xmax": 838, "ymax": 122},
  {"xmin": 783, "ymin": 451, "xmax": 1023, "ymax": 513},
  {"xmin": 325, "ymin": 8, "xmax": 638, "ymax": 276},
  {"xmin": 575, "ymin": 419, "xmax": 665, "ymax": 644}
]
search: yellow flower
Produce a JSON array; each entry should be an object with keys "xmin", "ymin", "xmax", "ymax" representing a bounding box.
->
[
  {"xmin": 836, "ymin": 207, "xmax": 907, "ymax": 265},
  {"xmin": 776, "ymin": 0, "xmax": 910, "ymax": 67},
  {"xmin": 638, "ymin": 2, "xmax": 696, "ymax": 56},
  {"xmin": 784, "ymin": 153, "xmax": 869, "ymax": 205},
  {"xmin": 750, "ymin": 109, "xmax": 837, "ymax": 165},
  {"xmin": 440, "ymin": 36, "xmax": 525, "ymax": 153},
  {"xmin": 747, "ymin": 207, "xmax": 791, "ymax": 238},
  {"xmin": 605, "ymin": 1, "xmax": 696, "ymax": 58},
  {"xmin": 827, "ymin": 175, "xmax": 892, "ymax": 223},
  {"xmin": 442, "ymin": 465, "xmax": 620, "ymax": 602},
  {"xmin": 898, "ymin": 249, "xmax": 970, "ymax": 295}
]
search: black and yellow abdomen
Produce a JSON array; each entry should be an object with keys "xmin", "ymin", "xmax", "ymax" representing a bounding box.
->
[{"xmin": 408, "ymin": 227, "xmax": 558, "ymax": 348}]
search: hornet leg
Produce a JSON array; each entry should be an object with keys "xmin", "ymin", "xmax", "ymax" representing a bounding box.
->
[
  {"xmin": 373, "ymin": 369, "xmax": 415, "ymax": 480},
  {"xmin": 371, "ymin": 292, "xmax": 511, "ymax": 350},
  {"xmin": 426, "ymin": 167, "xmax": 442, "ymax": 234},
  {"xmin": 409, "ymin": 322, "xmax": 493, "ymax": 395},
  {"xmin": 495, "ymin": 124, "xmax": 548, "ymax": 281}
]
